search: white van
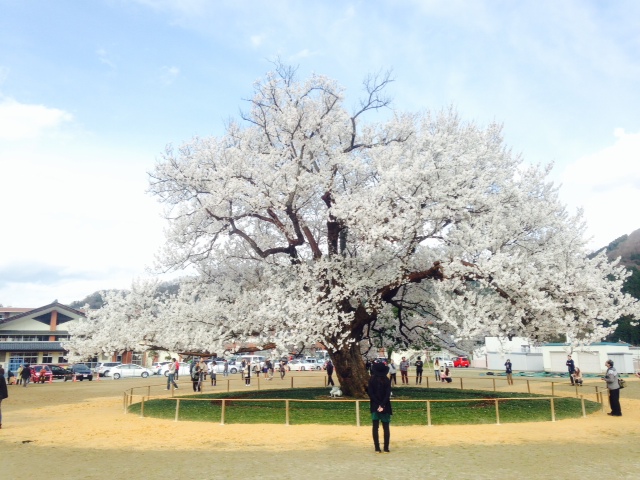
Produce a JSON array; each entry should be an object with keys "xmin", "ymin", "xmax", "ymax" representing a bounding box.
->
[{"xmin": 240, "ymin": 355, "xmax": 266, "ymax": 368}]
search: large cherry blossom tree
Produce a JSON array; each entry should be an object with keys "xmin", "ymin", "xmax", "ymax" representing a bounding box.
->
[{"xmin": 67, "ymin": 66, "xmax": 639, "ymax": 397}]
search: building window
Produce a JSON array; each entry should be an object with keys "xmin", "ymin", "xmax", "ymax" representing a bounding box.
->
[
  {"xmin": 521, "ymin": 345, "xmax": 531, "ymax": 353},
  {"xmin": 42, "ymin": 352, "xmax": 53, "ymax": 363},
  {"xmin": 131, "ymin": 352, "xmax": 143, "ymax": 366}
]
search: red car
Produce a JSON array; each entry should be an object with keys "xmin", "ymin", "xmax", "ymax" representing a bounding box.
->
[
  {"xmin": 30, "ymin": 365, "xmax": 53, "ymax": 383},
  {"xmin": 453, "ymin": 356, "xmax": 470, "ymax": 368}
]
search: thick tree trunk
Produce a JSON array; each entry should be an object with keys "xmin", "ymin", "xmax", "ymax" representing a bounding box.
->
[{"xmin": 330, "ymin": 340, "xmax": 369, "ymax": 398}]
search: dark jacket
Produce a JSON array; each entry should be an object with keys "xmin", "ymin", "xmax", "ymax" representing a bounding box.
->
[
  {"xmin": 0, "ymin": 369, "xmax": 8, "ymax": 400},
  {"xmin": 368, "ymin": 365, "xmax": 393, "ymax": 415}
]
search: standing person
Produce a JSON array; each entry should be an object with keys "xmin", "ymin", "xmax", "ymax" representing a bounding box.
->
[
  {"xmin": 279, "ymin": 360, "xmax": 286, "ymax": 380},
  {"xmin": 326, "ymin": 359, "xmax": 335, "ymax": 386},
  {"xmin": 505, "ymin": 359, "xmax": 514, "ymax": 385},
  {"xmin": 223, "ymin": 360, "xmax": 229, "ymax": 377},
  {"xmin": 566, "ymin": 355, "xmax": 576, "ymax": 385},
  {"xmin": 602, "ymin": 360, "xmax": 622, "ymax": 416},
  {"xmin": 368, "ymin": 361, "xmax": 392, "ymax": 453},
  {"xmin": 167, "ymin": 358, "xmax": 179, "ymax": 390},
  {"xmin": 399, "ymin": 357, "xmax": 409, "ymax": 385},
  {"xmin": 17, "ymin": 364, "xmax": 23, "ymax": 386},
  {"xmin": 197, "ymin": 358, "xmax": 207, "ymax": 390},
  {"xmin": 244, "ymin": 362, "xmax": 251, "ymax": 386},
  {"xmin": 208, "ymin": 360, "xmax": 217, "ymax": 386},
  {"xmin": 434, "ymin": 358, "xmax": 441, "ymax": 381},
  {"xmin": 414, "ymin": 357, "xmax": 424, "ymax": 385},
  {"xmin": 388, "ymin": 360, "xmax": 397, "ymax": 385},
  {"xmin": 267, "ymin": 360, "xmax": 274, "ymax": 380},
  {"xmin": 21, "ymin": 364, "xmax": 31, "ymax": 387},
  {"xmin": 174, "ymin": 358, "xmax": 180, "ymax": 380},
  {"xmin": 0, "ymin": 365, "xmax": 8, "ymax": 429},
  {"xmin": 190, "ymin": 359, "xmax": 200, "ymax": 392}
]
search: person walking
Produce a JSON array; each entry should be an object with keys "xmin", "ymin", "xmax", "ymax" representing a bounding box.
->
[
  {"xmin": 167, "ymin": 358, "xmax": 179, "ymax": 390},
  {"xmin": 566, "ymin": 355, "xmax": 576, "ymax": 385},
  {"xmin": 174, "ymin": 358, "xmax": 180, "ymax": 380},
  {"xmin": 399, "ymin": 357, "xmax": 409, "ymax": 384},
  {"xmin": 17, "ymin": 364, "xmax": 23, "ymax": 386},
  {"xmin": 21, "ymin": 364, "xmax": 31, "ymax": 387},
  {"xmin": 326, "ymin": 359, "xmax": 335, "ymax": 386},
  {"xmin": 279, "ymin": 360, "xmax": 286, "ymax": 380},
  {"xmin": 434, "ymin": 358, "xmax": 441, "ymax": 381},
  {"xmin": 603, "ymin": 359, "xmax": 622, "ymax": 416},
  {"xmin": 368, "ymin": 361, "xmax": 392, "ymax": 453},
  {"xmin": 0, "ymin": 365, "xmax": 8, "ymax": 429},
  {"xmin": 388, "ymin": 360, "xmax": 397, "ymax": 385},
  {"xmin": 414, "ymin": 357, "xmax": 424, "ymax": 385},
  {"xmin": 505, "ymin": 359, "xmax": 514, "ymax": 385}
]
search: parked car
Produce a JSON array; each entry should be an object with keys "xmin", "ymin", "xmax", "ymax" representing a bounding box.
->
[
  {"xmin": 70, "ymin": 364, "xmax": 94, "ymax": 381},
  {"xmin": 109, "ymin": 364, "xmax": 154, "ymax": 379},
  {"xmin": 158, "ymin": 363, "xmax": 192, "ymax": 377},
  {"xmin": 434, "ymin": 357, "xmax": 454, "ymax": 368},
  {"xmin": 151, "ymin": 361, "xmax": 171, "ymax": 375},
  {"xmin": 30, "ymin": 365, "xmax": 53, "ymax": 383},
  {"xmin": 288, "ymin": 359, "xmax": 322, "ymax": 371},
  {"xmin": 208, "ymin": 360, "xmax": 241, "ymax": 375},
  {"xmin": 94, "ymin": 362, "xmax": 122, "ymax": 377},
  {"xmin": 50, "ymin": 365, "xmax": 73, "ymax": 381},
  {"xmin": 453, "ymin": 356, "xmax": 470, "ymax": 368}
]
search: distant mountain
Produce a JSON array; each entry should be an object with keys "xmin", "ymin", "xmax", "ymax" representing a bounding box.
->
[
  {"xmin": 67, "ymin": 281, "xmax": 181, "ymax": 310},
  {"xmin": 598, "ymin": 229, "xmax": 640, "ymax": 269}
]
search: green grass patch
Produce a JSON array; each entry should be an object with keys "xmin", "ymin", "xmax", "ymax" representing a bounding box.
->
[{"xmin": 131, "ymin": 387, "xmax": 600, "ymax": 425}]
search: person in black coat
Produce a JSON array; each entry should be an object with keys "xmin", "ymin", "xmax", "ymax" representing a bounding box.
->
[
  {"xmin": 0, "ymin": 366, "xmax": 8, "ymax": 429},
  {"xmin": 368, "ymin": 361, "xmax": 392, "ymax": 453},
  {"xmin": 326, "ymin": 360, "xmax": 335, "ymax": 386}
]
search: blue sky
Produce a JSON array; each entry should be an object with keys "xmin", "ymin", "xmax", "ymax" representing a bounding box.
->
[{"xmin": 1, "ymin": 0, "xmax": 639, "ymax": 307}]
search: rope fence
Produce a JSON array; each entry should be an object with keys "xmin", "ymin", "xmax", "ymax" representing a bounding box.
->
[{"xmin": 122, "ymin": 373, "xmax": 610, "ymax": 426}]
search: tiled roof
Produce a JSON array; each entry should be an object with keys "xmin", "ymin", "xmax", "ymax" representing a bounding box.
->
[
  {"xmin": 0, "ymin": 302, "xmax": 85, "ymax": 325},
  {"xmin": 0, "ymin": 341, "xmax": 65, "ymax": 352}
]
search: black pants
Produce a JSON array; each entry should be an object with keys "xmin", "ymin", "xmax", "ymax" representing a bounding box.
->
[
  {"xmin": 390, "ymin": 373, "xmax": 397, "ymax": 385},
  {"xmin": 372, "ymin": 420, "xmax": 390, "ymax": 451},
  {"xmin": 416, "ymin": 370, "xmax": 423, "ymax": 384},
  {"xmin": 327, "ymin": 373, "xmax": 335, "ymax": 386},
  {"xmin": 608, "ymin": 388, "xmax": 622, "ymax": 416}
]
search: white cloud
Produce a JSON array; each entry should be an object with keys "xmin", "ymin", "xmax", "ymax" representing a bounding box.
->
[
  {"xmin": 96, "ymin": 48, "xmax": 116, "ymax": 69},
  {"xmin": 0, "ymin": 98, "xmax": 73, "ymax": 140},
  {"xmin": 560, "ymin": 129, "xmax": 640, "ymax": 249},
  {"xmin": 161, "ymin": 65, "xmax": 180, "ymax": 85},
  {"xmin": 250, "ymin": 35, "xmax": 264, "ymax": 47}
]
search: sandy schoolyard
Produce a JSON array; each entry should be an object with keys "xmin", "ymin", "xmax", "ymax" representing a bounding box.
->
[{"xmin": 1, "ymin": 371, "xmax": 638, "ymax": 480}]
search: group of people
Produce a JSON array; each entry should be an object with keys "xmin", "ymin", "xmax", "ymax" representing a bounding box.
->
[
  {"xmin": 374, "ymin": 356, "xmax": 452, "ymax": 385},
  {"xmin": 2, "ymin": 364, "xmax": 34, "ymax": 387}
]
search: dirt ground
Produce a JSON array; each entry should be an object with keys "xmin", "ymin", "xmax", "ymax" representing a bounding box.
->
[{"xmin": 1, "ymin": 371, "xmax": 638, "ymax": 480}]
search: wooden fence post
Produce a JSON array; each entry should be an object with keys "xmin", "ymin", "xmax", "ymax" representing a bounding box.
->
[
  {"xmin": 285, "ymin": 400, "xmax": 290, "ymax": 426},
  {"xmin": 551, "ymin": 382, "xmax": 555, "ymax": 397},
  {"xmin": 494, "ymin": 399, "xmax": 500, "ymax": 425},
  {"xmin": 174, "ymin": 399, "xmax": 180, "ymax": 422},
  {"xmin": 492, "ymin": 378, "xmax": 496, "ymax": 392},
  {"xmin": 426, "ymin": 377, "xmax": 429, "ymax": 389},
  {"xmin": 356, "ymin": 400, "xmax": 360, "ymax": 427},
  {"xmin": 426, "ymin": 401, "xmax": 432, "ymax": 427},
  {"xmin": 527, "ymin": 380, "xmax": 531, "ymax": 394},
  {"xmin": 220, "ymin": 399, "xmax": 225, "ymax": 425},
  {"xmin": 581, "ymin": 397, "xmax": 586, "ymax": 418},
  {"xmin": 459, "ymin": 378, "xmax": 463, "ymax": 390},
  {"xmin": 291, "ymin": 376, "xmax": 294, "ymax": 389},
  {"xmin": 140, "ymin": 397, "xmax": 145, "ymax": 418},
  {"xmin": 550, "ymin": 398, "xmax": 556, "ymax": 422}
]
